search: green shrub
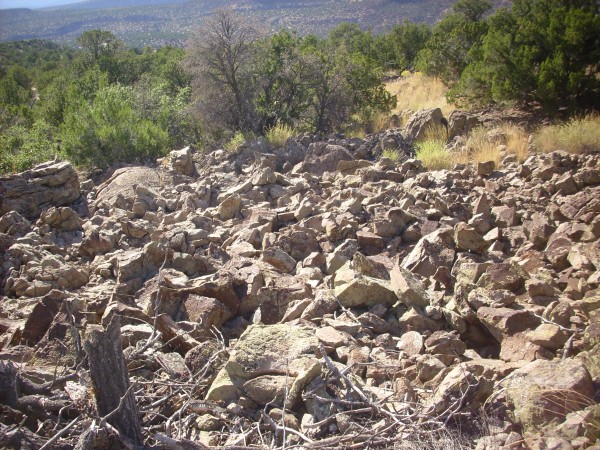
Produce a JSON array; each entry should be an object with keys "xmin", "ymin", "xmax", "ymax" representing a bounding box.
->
[
  {"xmin": 224, "ymin": 131, "xmax": 247, "ymax": 152},
  {"xmin": 59, "ymin": 84, "xmax": 169, "ymax": 168},
  {"xmin": 0, "ymin": 120, "xmax": 57, "ymax": 174},
  {"xmin": 382, "ymin": 148, "xmax": 401, "ymax": 162}
]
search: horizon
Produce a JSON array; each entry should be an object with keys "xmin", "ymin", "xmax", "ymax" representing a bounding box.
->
[{"xmin": 0, "ymin": 0, "xmax": 85, "ymax": 9}]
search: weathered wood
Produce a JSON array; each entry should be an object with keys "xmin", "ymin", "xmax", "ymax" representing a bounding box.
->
[{"xmin": 84, "ymin": 315, "xmax": 142, "ymax": 445}]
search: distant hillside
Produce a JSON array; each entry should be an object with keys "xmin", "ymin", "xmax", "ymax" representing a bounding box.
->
[{"xmin": 0, "ymin": 0, "xmax": 467, "ymax": 48}]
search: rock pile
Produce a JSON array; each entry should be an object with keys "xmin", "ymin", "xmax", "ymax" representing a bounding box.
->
[{"xmin": 0, "ymin": 127, "xmax": 598, "ymax": 449}]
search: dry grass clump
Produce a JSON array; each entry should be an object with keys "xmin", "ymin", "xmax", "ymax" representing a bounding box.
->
[
  {"xmin": 458, "ymin": 123, "xmax": 529, "ymax": 166},
  {"xmin": 349, "ymin": 111, "xmax": 398, "ymax": 137},
  {"xmin": 414, "ymin": 124, "xmax": 455, "ymax": 170},
  {"xmin": 503, "ymin": 123, "xmax": 529, "ymax": 162},
  {"xmin": 265, "ymin": 123, "xmax": 296, "ymax": 148},
  {"xmin": 416, "ymin": 139, "xmax": 454, "ymax": 170},
  {"xmin": 533, "ymin": 115, "xmax": 600, "ymax": 154},
  {"xmin": 458, "ymin": 126, "xmax": 502, "ymax": 166},
  {"xmin": 386, "ymin": 72, "xmax": 455, "ymax": 121}
]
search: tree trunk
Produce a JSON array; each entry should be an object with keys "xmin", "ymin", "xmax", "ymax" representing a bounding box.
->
[{"xmin": 84, "ymin": 314, "xmax": 142, "ymax": 445}]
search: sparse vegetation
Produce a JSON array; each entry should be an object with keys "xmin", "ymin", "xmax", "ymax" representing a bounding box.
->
[
  {"xmin": 382, "ymin": 148, "xmax": 401, "ymax": 162},
  {"xmin": 224, "ymin": 131, "xmax": 247, "ymax": 152},
  {"xmin": 415, "ymin": 138, "xmax": 454, "ymax": 170},
  {"xmin": 503, "ymin": 123, "xmax": 529, "ymax": 162},
  {"xmin": 533, "ymin": 115, "xmax": 600, "ymax": 155},
  {"xmin": 386, "ymin": 73, "xmax": 454, "ymax": 121},
  {"xmin": 265, "ymin": 123, "xmax": 296, "ymax": 148},
  {"xmin": 460, "ymin": 126, "xmax": 503, "ymax": 166}
]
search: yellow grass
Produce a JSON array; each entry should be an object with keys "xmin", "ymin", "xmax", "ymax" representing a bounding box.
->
[
  {"xmin": 533, "ymin": 115, "xmax": 600, "ymax": 154},
  {"xmin": 503, "ymin": 123, "xmax": 529, "ymax": 162},
  {"xmin": 266, "ymin": 123, "xmax": 296, "ymax": 148},
  {"xmin": 458, "ymin": 123, "xmax": 530, "ymax": 166},
  {"xmin": 382, "ymin": 148, "xmax": 401, "ymax": 162},
  {"xmin": 415, "ymin": 139, "xmax": 455, "ymax": 170},
  {"xmin": 385, "ymin": 72, "xmax": 455, "ymax": 122},
  {"xmin": 460, "ymin": 126, "xmax": 502, "ymax": 166}
]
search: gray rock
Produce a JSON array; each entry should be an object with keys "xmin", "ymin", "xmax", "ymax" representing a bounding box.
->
[{"xmin": 0, "ymin": 161, "xmax": 80, "ymax": 220}]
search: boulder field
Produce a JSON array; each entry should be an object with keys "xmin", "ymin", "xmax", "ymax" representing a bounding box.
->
[{"xmin": 0, "ymin": 126, "xmax": 598, "ymax": 449}]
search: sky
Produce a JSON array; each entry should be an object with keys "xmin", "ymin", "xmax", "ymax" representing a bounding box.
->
[{"xmin": 0, "ymin": 0, "xmax": 85, "ymax": 9}]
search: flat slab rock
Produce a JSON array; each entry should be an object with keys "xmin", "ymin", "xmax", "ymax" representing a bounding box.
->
[{"xmin": 0, "ymin": 161, "xmax": 80, "ymax": 220}]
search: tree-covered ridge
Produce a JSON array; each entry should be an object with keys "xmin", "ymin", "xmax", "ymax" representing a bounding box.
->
[
  {"xmin": 0, "ymin": 0, "xmax": 458, "ymax": 48},
  {"xmin": 0, "ymin": 0, "xmax": 598, "ymax": 175}
]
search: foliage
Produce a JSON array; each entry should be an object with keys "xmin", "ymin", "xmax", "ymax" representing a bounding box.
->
[
  {"xmin": 2, "ymin": 1, "xmax": 599, "ymax": 174},
  {"xmin": 77, "ymin": 30, "xmax": 125, "ymax": 64},
  {"xmin": 415, "ymin": 139, "xmax": 454, "ymax": 170},
  {"xmin": 265, "ymin": 123, "xmax": 296, "ymax": 148},
  {"xmin": 382, "ymin": 148, "xmax": 401, "ymax": 162},
  {"xmin": 0, "ymin": 120, "xmax": 57, "ymax": 174},
  {"xmin": 224, "ymin": 131, "xmax": 247, "ymax": 152},
  {"xmin": 0, "ymin": 35, "xmax": 194, "ymax": 174},
  {"xmin": 59, "ymin": 84, "xmax": 169, "ymax": 168},
  {"xmin": 533, "ymin": 115, "xmax": 600, "ymax": 154},
  {"xmin": 449, "ymin": 0, "xmax": 600, "ymax": 111},
  {"xmin": 184, "ymin": 10, "xmax": 259, "ymax": 134},
  {"xmin": 387, "ymin": 20, "xmax": 432, "ymax": 72},
  {"xmin": 184, "ymin": 13, "xmax": 395, "ymax": 135},
  {"xmin": 416, "ymin": 0, "xmax": 492, "ymax": 85}
]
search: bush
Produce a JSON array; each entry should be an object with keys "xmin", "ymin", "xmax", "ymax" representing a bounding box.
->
[
  {"xmin": 449, "ymin": 0, "xmax": 600, "ymax": 112},
  {"xmin": 533, "ymin": 115, "xmax": 600, "ymax": 154},
  {"xmin": 59, "ymin": 84, "xmax": 169, "ymax": 168},
  {"xmin": 0, "ymin": 120, "xmax": 57, "ymax": 174}
]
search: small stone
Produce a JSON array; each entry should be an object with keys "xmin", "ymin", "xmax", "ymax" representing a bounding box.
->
[{"xmin": 477, "ymin": 160, "xmax": 495, "ymax": 176}]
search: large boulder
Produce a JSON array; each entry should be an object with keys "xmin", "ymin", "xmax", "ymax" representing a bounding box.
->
[
  {"xmin": 206, "ymin": 324, "xmax": 321, "ymax": 406},
  {"xmin": 0, "ymin": 161, "xmax": 80, "ymax": 220},
  {"xmin": 503, "ymin": 359, "xmax": 594, "ymax": 431},
  {"xmin": 403, "ymin": 108, "xmax": 445, "ymax": 142},
  {"xmin": 169, "ymin": 146, "xmax": 194, "ymax": 177},
  {"xmin": 447, "ymin": 110, "xmax": 481, "ymax": 141},
  {"xmin": 94, "ymin": 166, "xmax": 163, "ymax": 211},
  {"xmin": 303, "ymin": 144, "xmax": 353, "ymax": 176}
]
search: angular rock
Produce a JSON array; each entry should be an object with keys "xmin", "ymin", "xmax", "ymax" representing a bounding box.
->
[
  {"xmin": 206, "ymin": 324, "xmax": 320, "ymax": 404},
  {"xmin": 218, "ymin": 194, "xmax": 241, "ymax": 221},
  {"xmin": 261, "ymin": 247, "xmax": 297, "ymax": 273},
  {"xmin": 397, "ymin": 331, "xmax": 424, "ymax": 356},
  {"xmin": 169, "ymin": 146, "xmax": 194, "ymax": 176},
  {"xmin": 334, "ymin": 275, "xmax": 397, "ymax": 308},
  {"xmin": 424, "ymin": 331, "xmax": 466, "ymax": 356},
  {"xmin": 390, "ymin": 263, "xmax": 429, "ymax": 308},
  {"xmin": 476, "ymin": 160, "xmax": 495, "ymax": 176},
  {"xmin": 477, "ymin": 307, "xmax": 540, "ymax": 342},
  {"xmin": 503, "ymin": 359, "xmax": 594, "ymax": 431},
  {"xmin": 303, "ymin": 144, "xmax": 353, "ymax": 176},
  {"xmin": 404, "ymin": 108, "xmax": 444, "ymax": 142},
  {"xmin": 454, "ymin": 222, "xmax": 488, "ymax": 253},
  {"xmin": 402, "ymin": 228, "xmax": 455, "ymax": 278}
]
